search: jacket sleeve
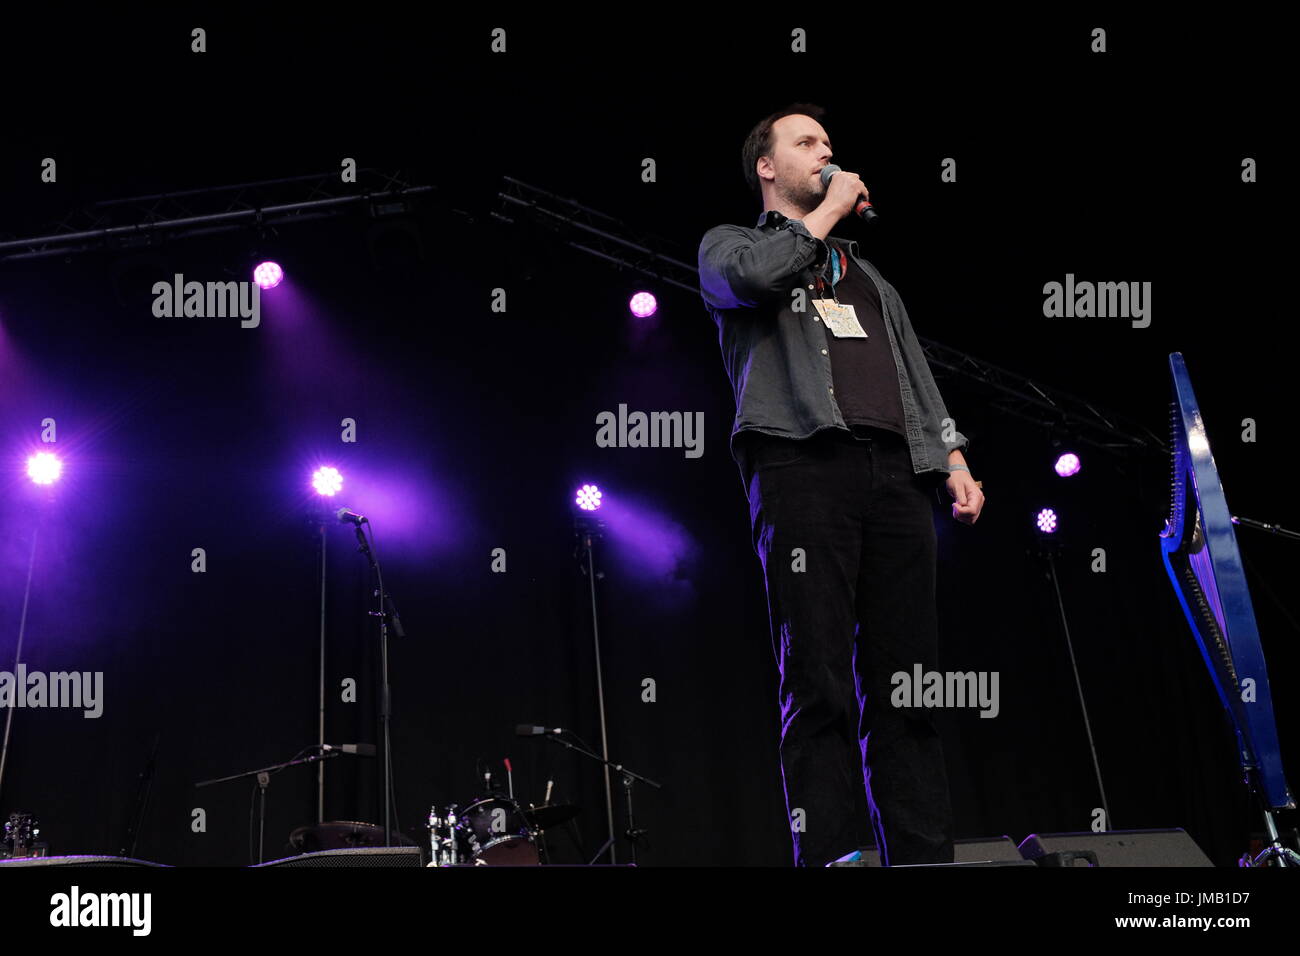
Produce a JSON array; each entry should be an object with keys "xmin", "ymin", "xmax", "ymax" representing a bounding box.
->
[
  {"xmin": 697, "ymin": 220, "xmax": 829, "ymax": 311},
  {"xmin": 889, "ymin": 283, "xmax": 970, "ymax": 456}
]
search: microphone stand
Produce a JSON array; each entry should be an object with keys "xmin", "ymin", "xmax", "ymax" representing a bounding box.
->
[
  {"xmin": 196, "ymin": 749, "xmax": 343, "ymax": 865},
  {"xmin": 316, "ymin": 514, "xmax": 328, "ymax": 824},
  {"xmin": 1034, "ymin": 533, "xmax": 1113, "ymax": 830},
  {"xmin": 349, "ymin": 520, "xmax": 404, "ymax": 848},
  {"xmin": 119, "ymin": 732, "xmax": 161, "ymax": 858},
  {"xmin": 539, "ymin": 733, "xmax": 661, "ymax": 865},
  {"xmin": 1232, "ymin": 514, "xmax": 1300, "ymax": 542},
  {"xmin": 574, "ymin": 520, "xmax": 617, "ymax": 863},
  {"xmin": 0, "ymin": 524, "xmax": 39, "ymax": 805}
]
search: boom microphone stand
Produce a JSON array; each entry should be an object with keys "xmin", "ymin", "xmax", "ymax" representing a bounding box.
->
[
  {"xmin": 0, "ymin": 525, "xmax": 40, "ymax": 805},
  {"xmin": 343, "ymin": 512, "xmax": 404, "ymax": 847},
  {"xmin": 316, "ymin": 512, "xmax": 328, "ymax": 823},
  {"xmin": 573, "ymin": 511, "xmax": 617, "ymax": 864},
  {"xmin": 531, "ymin": 728, "xmax": 661, "ymax": 865},
  {"xmin": 197, "ymin": 748, "xmax": 345, "ymax": 864}
]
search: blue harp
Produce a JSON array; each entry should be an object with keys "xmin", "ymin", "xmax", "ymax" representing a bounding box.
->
[{"xmin": 1159, "ymin": 352, "xmax": 1294, "ymax": 814}]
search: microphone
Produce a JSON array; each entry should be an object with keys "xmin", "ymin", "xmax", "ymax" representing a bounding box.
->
[
  {"xmin": 336, "ymin": 508, "xmax": 368, "ymax": 526},
  {"xmin": 515, "ymin": 725, "xmax": 563, "ymax": 737},
  {"xmin": 321, "ymin": 743, "xmax": 377, "ymax": 756},
  {"xmin": 819, "ymin": 164, "xmax": 877, "ymax": 221}
]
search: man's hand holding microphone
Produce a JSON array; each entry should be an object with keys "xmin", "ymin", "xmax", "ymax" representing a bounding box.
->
[{"xmin": 802, "ymin": 165, "xmax": 874, "ymax": 240}]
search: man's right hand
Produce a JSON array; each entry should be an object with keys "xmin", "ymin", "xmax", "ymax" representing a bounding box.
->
[{"xmin": 821, "ymin": 168, "xmax": 869, "ymax": 220}]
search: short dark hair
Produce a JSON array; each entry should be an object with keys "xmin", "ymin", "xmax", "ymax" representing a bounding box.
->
[{"xmin": 741, "ymin": 103, "xmax": 827, "ymax": 205}]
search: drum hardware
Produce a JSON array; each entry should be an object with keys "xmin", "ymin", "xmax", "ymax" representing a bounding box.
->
[
  {"xmin": 427, "ymin": 795, "xmax": 542, "ymax": 866},
  {"xmin": 426, "ymin": 805, "xmax": 461, "ymax": 867},
  {"xmin": 3, "ymin": 811, "xmax": 47, "ymax": 859}
]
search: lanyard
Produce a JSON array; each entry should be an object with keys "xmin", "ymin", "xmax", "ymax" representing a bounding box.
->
[{"xmin": 815, "ymin": 245, "xmax": 848, "ymax": 303}]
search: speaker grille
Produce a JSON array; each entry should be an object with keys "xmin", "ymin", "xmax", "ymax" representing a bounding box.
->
[{"xmin": 252, "ymin": 847, "xmax": 424, "ymax": 868}]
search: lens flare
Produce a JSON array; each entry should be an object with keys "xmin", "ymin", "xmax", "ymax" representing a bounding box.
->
[
  {"xmin": 27, "ymin": 452, "xmax": 63, "ymax": 485},
  {"xmin": 312, "ymin": 466, "xmax": 343, "ymax": 496}
]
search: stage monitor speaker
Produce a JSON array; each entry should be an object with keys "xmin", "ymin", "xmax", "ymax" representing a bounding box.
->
[
  {"xmin": 1018, "ymin": 828, "xmax": 1214, "ymax": 866},
  {"xmin": 0, "ymin": 855, "xmax": 169, "ymax": 867},
  {"xmin": 252, "ymin": 847, "xmax": 423, "ymax": 868},
  {"xmin": 829, "ymin": 836, "xmax": 1031, "ymax": 866}
]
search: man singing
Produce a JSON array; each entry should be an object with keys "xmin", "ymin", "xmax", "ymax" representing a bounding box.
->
[{"xmin": 697, "ymin": 103, "xmax": 985, "ymax": 867}]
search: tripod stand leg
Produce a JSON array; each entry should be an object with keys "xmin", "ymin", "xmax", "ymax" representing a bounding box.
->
[{"xmin": 1259, "ymin": 808, "xmax": 1300, "ymax": 867}]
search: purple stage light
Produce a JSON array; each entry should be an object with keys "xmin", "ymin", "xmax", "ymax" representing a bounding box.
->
[
  {"xmin": 575, "ymin": 483, "xmax": 603, "ymax": 511},
  {"xmin": 253, "ymin": 261, "xmax": 284, "ymax": 290},
  {"xmin": 1035, "ymin": 508, "xmax": 1058, "ymax": 533},
  {"xmin": 312, "ymin": 466, "xmax": 343, "ymax": 496},
  {"xmin": 27, "ymin": 452, "xmax": 62, "ymax": 485},
  {"xmin": 1054, "ymin": 452, "xmax": 1081, "ymax": 477},
  {"xmin": 629, "ymin": 292, "xmax": 658, "ymax": 318}
]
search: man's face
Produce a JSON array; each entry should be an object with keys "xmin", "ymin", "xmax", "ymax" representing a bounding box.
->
[{"xmin": 759, "ymin": 114, "xmax": 833, "ymax": 210}]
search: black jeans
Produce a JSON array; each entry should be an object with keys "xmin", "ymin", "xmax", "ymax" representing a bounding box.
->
[{"xmin": 736, "ymin": 425, "xmax": 955, "ymax": 867}]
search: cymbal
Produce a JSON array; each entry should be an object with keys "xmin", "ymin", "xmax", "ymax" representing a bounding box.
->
[
  {"xmin": 521, "ymin": 803, "xmax": 580, "ymax": 830},
  {"xmin": 289, "ymin": 820, "xmax": 415, "ymax": 851}
]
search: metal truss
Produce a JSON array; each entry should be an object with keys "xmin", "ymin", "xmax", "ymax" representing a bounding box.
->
[
  {"xmin": 0, "ymin": 170, "xmax": 438, "ymax": 262},
  {"xmin": 918, "ymin": 339, "xmax": 1167, "ymax": 455},
  {"xmin": 495, "ymin": 174, "xmax": 1167, "ymax": 456},
  {"xmin": 494, "ymin": 176, "xmax": 700, "ymax": 296}
]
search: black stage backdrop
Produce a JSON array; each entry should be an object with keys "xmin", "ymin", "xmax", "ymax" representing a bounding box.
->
[{"xmin": 0, "ymin": 10, "xmax": 1291, "ymax": 869}]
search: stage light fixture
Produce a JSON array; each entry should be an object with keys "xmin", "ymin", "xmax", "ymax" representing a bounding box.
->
[
  {"xmin": 253, "ymin": 261, "xmax": 284, "ymax": 290},
  {"xmin": 1054, "ymin": 452, "xmax": 1081, "ymax": 477},
  {"xmin": 575, "ymin": 483, "xmax": 602, "ymax": 511},
  {"xmin": 26, "ymin": 452, "xmax": 62, "ymax": 485},
  {"xmin": 1035, "ymin": 508, "xmax": 1058, "ymax": 534},
  {"xmin": 629, "ymin": 292, "xmax": 658, "ymax": 318},
  {"xmin": 312, "ymin": 466, "xmax": 343, "ymax": 497}
]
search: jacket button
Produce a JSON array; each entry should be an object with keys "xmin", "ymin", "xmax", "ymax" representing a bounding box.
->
[{"xmin": 821, "ymin": 348, "xmax": 828, "ymax": 355}]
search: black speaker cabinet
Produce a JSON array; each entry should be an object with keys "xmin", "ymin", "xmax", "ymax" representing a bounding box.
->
[
  {"xmin": 828, "ymin": 836, "xmax": 1033, "ymax": 866},
  {"xmin": 1017, "ymin": 828, "xmax": 1214, "ymax": 866},
  {"xmin": 0, "ymin": 855, "xmax": 169, "ymax": 867},
  {"xmin": 252, "ymin": 847, "xmax": 423, "ymax": 868}
]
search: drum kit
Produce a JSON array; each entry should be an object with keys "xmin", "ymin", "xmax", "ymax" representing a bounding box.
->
[
  {"xmin": 192, "ymin": 730, "xmax": 645, "ymax": 866},
  {"xmin": 286, "ymin": 786, "xmax": 583, "ymax": 867},
  {"xmin": 426, "ymin": 796, "xmax": 580, "ymax": 867}
]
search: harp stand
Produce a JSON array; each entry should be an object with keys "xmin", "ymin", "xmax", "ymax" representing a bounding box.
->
[{"xmin": 1243, "ymin": 797, "xmax": 1300, "ymax": 867}]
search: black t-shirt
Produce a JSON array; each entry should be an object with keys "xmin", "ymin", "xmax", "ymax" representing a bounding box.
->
[{"xmin": 818, "ymin": 239, "xmax": 906, "ymax": 437}]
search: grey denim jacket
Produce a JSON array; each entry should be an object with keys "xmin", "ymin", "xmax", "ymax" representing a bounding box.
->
[{"xmin": 698, "ymin": 208, "xmax": 969, "ymax": 481}]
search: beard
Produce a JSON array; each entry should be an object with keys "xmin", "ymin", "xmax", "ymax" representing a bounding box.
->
[{"xmin": 774, "ymin": 173, "xmax": 823, "ymax": 215}]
